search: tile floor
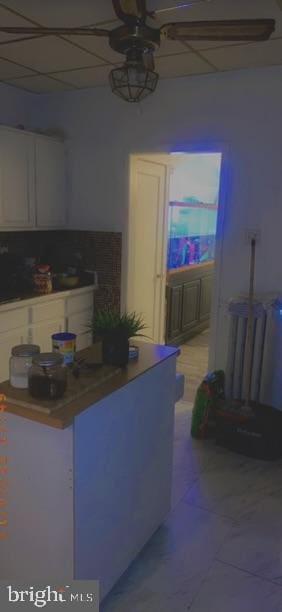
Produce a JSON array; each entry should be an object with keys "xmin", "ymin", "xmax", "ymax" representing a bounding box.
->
[
  {"xmin": 102, "ymin": 331, "xmax": 282, "ymax": 612},
  {"xmin": 177, "ymin": 329, "xmax": 209, "ymax": 403}
]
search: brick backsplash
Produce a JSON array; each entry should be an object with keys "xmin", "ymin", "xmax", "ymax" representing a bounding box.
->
[{"xmin": 0, "ymin": 230, "xmax": 122, "ymax": 313}]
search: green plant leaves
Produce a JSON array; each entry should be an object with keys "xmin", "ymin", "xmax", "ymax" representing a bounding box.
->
[{"xmin": 90, "ymin": 310, "xmax": 146, "ymax": 340}]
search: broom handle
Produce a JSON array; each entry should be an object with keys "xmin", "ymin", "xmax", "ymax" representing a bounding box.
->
[{"xmin": 245, "ymin": 238, "xmax": 256, "ymax": 406}]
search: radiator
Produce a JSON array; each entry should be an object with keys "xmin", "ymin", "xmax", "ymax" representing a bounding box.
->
[{"xmin": 225, "ymin": 297, "xmax": 282, "ymax": 410}]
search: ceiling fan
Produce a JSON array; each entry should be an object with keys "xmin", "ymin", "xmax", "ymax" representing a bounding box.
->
[{"xmin": 0, "ymin": 0, "xmax": 275, "ymax": 102}]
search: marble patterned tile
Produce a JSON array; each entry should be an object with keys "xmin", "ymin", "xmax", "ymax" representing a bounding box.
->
[
  {"xmin": 189, "ymin": 561, "xmax": 282, "ymax": 612},
  {"xmin": 172, "ymin": 402, "xmax": 232, "ymax": 507},
  {"xmin": 183, "ymin": 450, "xmax": 282, "ymax": 521},
  {"xmin": 171, "ymin": 401, "xmax": 252, "ymax": 509},
  {"xmin": 177, "ymin": 330, "xmax": 209, "ymax": 403},
  {"xmin": 216, "ymin": 492, "xmax": 282, "ymax": 585},
  {"xmin": 101, "ymin": 502, "xmax": 235, "ymax": 612}
]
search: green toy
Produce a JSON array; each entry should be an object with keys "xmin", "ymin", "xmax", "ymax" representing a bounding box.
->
[{"xmin": 191, "ymin": 370, "xmax": 225, "ymax": 439}]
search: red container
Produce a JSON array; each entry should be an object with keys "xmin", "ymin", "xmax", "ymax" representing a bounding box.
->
[{"xmin": 33, "ymin": 264, "xmax": 53, "ymax": 294}]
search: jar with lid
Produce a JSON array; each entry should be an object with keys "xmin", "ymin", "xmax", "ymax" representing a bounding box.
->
[
  {"xmin": 28, "ymin": 353, "xmax": 67, "ymax": 400},
  {"xmin": 10, "ymin": 344, "xmax": 40, "ymax": 389},
  {"xmin": 33, "ymin": 264, "xmax": 53, "ymax": 294}
]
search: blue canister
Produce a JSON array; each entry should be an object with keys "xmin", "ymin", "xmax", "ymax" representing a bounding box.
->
[{"xmin": 52, "ymin": 332, "xmax": 77, "ymax": 365}]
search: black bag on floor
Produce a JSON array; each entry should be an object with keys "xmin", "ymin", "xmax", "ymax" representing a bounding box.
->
[{"xmin": 216, "ymin": 403, "xmax": 282, "ymax": 460}]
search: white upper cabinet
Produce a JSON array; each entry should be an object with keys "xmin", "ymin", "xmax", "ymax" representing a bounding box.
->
[
  {"xmin": 35, "ymin": 136, "xmax": 67, "ymax": 228},
  {"xmin": 0, "ymin": 128, "xmax": 35, "ymax": 228},
  {"xmin": 0, "ymin": 127, "xmax": 67, "ymax": 230}
]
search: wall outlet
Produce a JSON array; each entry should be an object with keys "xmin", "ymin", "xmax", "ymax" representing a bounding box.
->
[{"xmin": 245, "ymin": 229, "xmax": 261, "ymax": 244}]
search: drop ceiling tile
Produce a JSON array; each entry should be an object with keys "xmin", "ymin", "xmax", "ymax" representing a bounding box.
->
[
  {"xmin": 5, "ymin": 74, "xmax": 76, "ymax": 93},
  {"xmin": 0, "ymin": 57, "xmax": 34, "ymax": 78},
  {"xmin": 0, "ymin": 36, "xmax": 106, "ymax": 72},
  {"xmin": 63, "ymin": 35, "xmax": 122, "ymax": 64},
  {"xmin": 1, "ymin": 0, "xmax": 115, "ymax": 27},
  {"xmin": 50, "ymin": 65, "xmax": 111, "ymax": 88},
  {"xmin": 202, "ymin": 38, "xmax": 282, "ymax": 70},
  {"xmin": 147, "ymin": 0, "xmax": 212, "ymax": 23},
  {"xmin": 155, "ymin": 52, "xmax": 214, "ymax": 78},
  {"xmin": 0, "ymin": 6, "xmax": 36, "ymax": 43},
  {"xmin": 149, "ymin": 0, "xmax": 281, "ymax": 23},
  {"xmin": 155, "ymin": 39, "xmax": 190, "ymax": 57}
]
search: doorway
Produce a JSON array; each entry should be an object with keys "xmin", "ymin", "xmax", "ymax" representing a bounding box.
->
[{"xmin": 127, "ymin": 150, "xmax": 224, "ymax": 398}]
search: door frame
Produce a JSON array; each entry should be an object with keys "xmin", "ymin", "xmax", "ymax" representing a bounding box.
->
[
  {"xmin": 126, "ymin": 142, "xmax": 229, "ymax": 359},
  {"xmin": 127, "ymin": 155, "xmax": 171, "ymax": 343}
]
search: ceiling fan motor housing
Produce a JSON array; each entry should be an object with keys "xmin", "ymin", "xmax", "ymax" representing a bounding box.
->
[{"xmin": 109, "ymin": 24, "xmax": 160, "ymax": 56}]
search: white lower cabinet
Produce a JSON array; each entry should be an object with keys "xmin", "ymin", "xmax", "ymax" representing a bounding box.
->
[
  {"xmin": 67, "ymin": 309, "xmax": 93, "ymax": 351},
  {"xmin": 66, "ymin": 294, "xmax": 94, "ymax": 351},
  {"xmin": 30, "ymin": 318, "xmax": 65, "ymax": 353},
  {"xmin": 0, "ymin": 288, "xmax": 94, "ymax": 382}
]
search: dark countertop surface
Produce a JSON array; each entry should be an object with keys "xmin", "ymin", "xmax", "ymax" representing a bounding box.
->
[{"xmin": 0, "ymin": 282, "xmax": 96, "ymax": 308}]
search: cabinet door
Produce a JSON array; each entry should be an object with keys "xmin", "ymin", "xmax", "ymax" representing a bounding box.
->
[
  {"xmin": 0, "ymin": 327, "xmax": 28, "ymax": 382},
  {"xmin": 199, "ymin": 275, "xmax": 213, "ymax": 322},
  {"xmin": 29, "ymin": 318, "xmax": 65, "ymax": 352},
  {"xmin": 35, "ymin": 137, "xmax": 66, "ymax": 228},
  {"xmin": 67, "ymin": 309, "xmax": 92, "ymax": 351},
  {"xmin": 67, "ymin": 295, "xmax": 93, "ymax": 351},
  {"xmin": 0, "ymin": 129, "xmax": 35, "ymax": 228},
  {"xmin": 167, "ymin": 285, "xmax": 182, "ymax": 341},
  {"xmin": 182, "ymin": 280, "xmax": 200, "ymax": 332}
]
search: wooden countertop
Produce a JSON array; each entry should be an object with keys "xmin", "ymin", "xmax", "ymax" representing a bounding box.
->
[{"xmin": 2, "ymin": 342, "xmax": 179, "ymax": 430}]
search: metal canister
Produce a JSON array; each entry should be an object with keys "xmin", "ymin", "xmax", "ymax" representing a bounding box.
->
[{"xmin": 52, "ymin": 332, "xmax": 77, "ymax": 365}]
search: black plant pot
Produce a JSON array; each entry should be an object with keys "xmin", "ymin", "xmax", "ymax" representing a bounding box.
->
[{"xmin": 102, "ymin": 332, "xmax": 129, "ymax": 367}]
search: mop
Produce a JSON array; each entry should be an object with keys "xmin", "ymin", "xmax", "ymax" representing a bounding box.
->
[{"xmin": 241, "ymin": 236, "xmax": 256, "ymax": 416}]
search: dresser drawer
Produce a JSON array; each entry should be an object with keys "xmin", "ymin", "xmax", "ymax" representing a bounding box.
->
[
  {"xmin": 66, "ymin": 291, "xmax": 93, "ymax": 316},
  {"xmin": 0, "ymin": 306, "xmax": 29, "ymax": 333},
  {"xmin": 31, "ymin": 299, "xmax": 65, "ymax": 324},
  {"xmin": 67, "ymin": 309, "xmax": 92, "ymax": 335}
]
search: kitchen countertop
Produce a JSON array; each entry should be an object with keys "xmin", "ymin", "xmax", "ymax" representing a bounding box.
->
[
  {"xmin": 0, "ymin": 283, "xmax": 96, "ymax": 311},
  {"xmin": 1, "ymin": 342, "xmax": 180, "ymax": 429}
]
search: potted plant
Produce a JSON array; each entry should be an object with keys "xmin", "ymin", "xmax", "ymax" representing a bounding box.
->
[{"xmin": 91, "ymin": 310, "xmax": 146, "ymax": 367}]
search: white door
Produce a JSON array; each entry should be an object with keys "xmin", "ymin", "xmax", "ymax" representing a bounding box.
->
[
  {"xmin": 127, "ymin": 158, "xmax": 168, "ymax": 344},
  {"xmin": 35, "ymin": 136, "xmax": 67, "ymax": 228},
  {"xmin": 0, "ymin": 128, "xmax": 35, "ymax": 228}
]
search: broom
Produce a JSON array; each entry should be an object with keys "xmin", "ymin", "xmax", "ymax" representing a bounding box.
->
[{"xmin": 241, "ymin": 236, "xmax": 256, "ymax": 416}]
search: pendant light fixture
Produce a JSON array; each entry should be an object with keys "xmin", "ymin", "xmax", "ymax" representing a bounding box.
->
[{"xmin": 109, "ymin": 48, "xmax": 159, "ymax": 103}]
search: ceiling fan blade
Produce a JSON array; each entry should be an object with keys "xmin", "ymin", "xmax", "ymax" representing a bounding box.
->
[
  {"xmin": 0, "ymin": 26, "xmax": 110, "ymax": 37},
  {"xmin": 143, "ymin": 51, "xmax": 155, "ymax": 71},
  {"xmin": 161, "ymin": 19, "xmax": 275, "ymax": 42},
  {"xmin": 113, "ymin": 0, "xmax": 147, "ymax": 21}
]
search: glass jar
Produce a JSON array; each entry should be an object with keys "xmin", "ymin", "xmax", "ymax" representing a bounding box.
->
[
  {"xmin": 10, "ymin": 344, "xmax": 40, "ymax": 389},
  {"xmin": 28, "ymin": 353, "xmax": 67, "ymax": 400}
]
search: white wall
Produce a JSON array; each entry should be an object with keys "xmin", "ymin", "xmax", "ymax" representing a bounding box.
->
[
  {"xmin": 26, "ymin": 65, "xmax": 282, "ymax": 368},
  {"xmin": 0, "ymin": 82, "xmax": 33, "ymax": 128}
]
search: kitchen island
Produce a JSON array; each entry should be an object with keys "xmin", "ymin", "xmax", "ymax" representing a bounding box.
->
[{"xmin": 0, "ymin": 342, "xmax": 179, "ymax": 601}]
